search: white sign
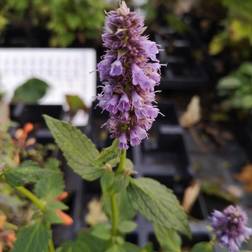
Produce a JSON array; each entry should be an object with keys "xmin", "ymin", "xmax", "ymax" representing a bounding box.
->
[{"xmin": 0, "ymin": 48, "xmax": 97, "ymax": 106}]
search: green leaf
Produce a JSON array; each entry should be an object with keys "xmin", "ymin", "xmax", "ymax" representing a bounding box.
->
[
  {"xmin": 101, "ymin": 172, "xmax": 129, "ymax": 194},
  {"xmin": 191, "ymin": 242, "xmax": 214, "ymax": 252},
  {"xmin": 102, "ymin": 189, "xmax": 136, "ymax": 222},
  {"xmin": 105, "ymin": 244, "xmax": 124, "ymax": 252},
  {"xmin": 125, "ymin": 159, "xmax": 134, "ymax": 173},
  {"xmin": 106, "ymin": 243, "xmax": 147, "ymax": 252},
  {"xmin": 57, "ymin": 239, "xmax": 91, "ymax": 252},
  {"xmin": 91, "ymin": 223, "xmax": 111, "ymax": 240},
  {"xmin": 96, "ymin": 140, "xmax": 120, "ymax": 168},
  {"xmin": 154, "ymin": 225, "xmax": 181, "ymax": 252},
  {"xmin": 34, "ymin": 158, "xmax": 64, "ymax": 200},
  {"xmin": 77, "ymin": 231, "xmax": 110, "ymax": 252},
  {"xmin": 112, "ymin": 174, "xmax": 129, "ymax": 193},
  {"xmin": 101, "ymin": 171, "xmax": 115, "ymax": 192},
  {"xmin": 218, "ymin": 77, "xmax": 241, "ymax": 89},
  {"xmin": 44, "ymin": 115, "xmax": 103, "ymax": 181},
  {"xmin": 12, "ymin": 222, "xmax": 50, "ymax": 252},
  {"xmin": 128, "ymin": 178, "xmax": 190, "ymax": 237},
  {"xmin": 141, "ymin": 244, "xmax": 153, "ymax": 252},
  {"xmin": 239, "ymin": 62, "xmax": 252, "ymax": 76},
  {"xmin": 118, "ymin": 221, "xmax": 137, "ymax": 234},
  {"xmin": 43, "ymin": 201, "xmax": 68, "ymax": 225},
  {"xmin": 12, "ymin": 78, "xmax": 49, "ymax": 103},
  {"xmin": 0, "ymin": 128, "xmax": 15, "ymax": 168},
  {"xmin": 209, "ymin": 32, "xmax": 227, "ymax": 55},
  {"xmin": 123, "ymin": 243, "xmax": 145, "ymax": 252},
  {"xmin": 4, "ymin": 166, "xmax": 43, "ymax": 187},
  {"xmin": 65, "ymin": 94, "xmax": 89, "ymax": 114}
]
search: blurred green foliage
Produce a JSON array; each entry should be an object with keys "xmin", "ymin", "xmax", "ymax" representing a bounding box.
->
[
  {"xmin": 143, "ymin": 0, "xmax": 188, "ymax": 33},
  {"xmin": 209, "ymin": 0, "xmax": 252, "ymax": 55},
  {"xmin": 47, "ymin": 0, "xmax": 106, "ymax": 46},
  {"xmin": 0, "ymin": 0, "xmax": 107, "ymax": 46},
  {"xmin": 218, "ymin": 62, "xmax": 252, "ymax": 110}
]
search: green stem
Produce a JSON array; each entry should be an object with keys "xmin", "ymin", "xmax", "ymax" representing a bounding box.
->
[
  {"xmin": 110, "ymin": 149, "xmax": 127, "ymax": 239},
  {"xmin": 111, "ymin": 193, "xmax": 119, "ymax": 237},
  {"xmin": 48, "ymin": 239, "xmax": 55, "ymax": 252},
  {"xmin": 16, "ymin": 186, "xmax": 55, "ymax": 252},
  {"xmin": 16, "ymin": 186, "xmax": 46, "ymax": 211},
  {"xmin": 116, "ymin": 149, "xmax": 126, "ymax": 174}
]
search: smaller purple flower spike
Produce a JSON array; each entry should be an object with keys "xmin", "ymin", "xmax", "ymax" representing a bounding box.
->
[
  {"xmin": 97, "ymin": 1, "xmax": 161, "ymax": 149},
  {"xmin": 210, "ymin": 205, "xmax": 252, "ymax": 252}
]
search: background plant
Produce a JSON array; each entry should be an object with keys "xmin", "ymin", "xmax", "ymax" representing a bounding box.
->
[
  {"xmin": 218, "ymin": 62, "xmax": 252, "ymax": 111},
  {"xmin": 0, "ymin": 0, "xmax": 107, "ymax": 47},
  {"xmin": 209, "ymin": 0, "xmax": 252, "ymax": 57}
]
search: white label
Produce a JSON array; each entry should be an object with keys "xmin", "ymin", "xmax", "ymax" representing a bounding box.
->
[{"xmin": 0, "ymin": 48, "xmax": 97, "ymax": 107}]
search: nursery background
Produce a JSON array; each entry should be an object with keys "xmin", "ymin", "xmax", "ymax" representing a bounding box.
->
[{"xmin": 1, "ymin": 0, "xmax": 252, "ymax": 251}]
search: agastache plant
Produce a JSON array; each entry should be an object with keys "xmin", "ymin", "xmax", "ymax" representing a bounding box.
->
[
  {"xmin": 2, "ymin": 2, "xmax": 252, "ymax": 252},
  {"xmin": 97, "ymin": 1, "xmax": 160, "ymax": 149}
]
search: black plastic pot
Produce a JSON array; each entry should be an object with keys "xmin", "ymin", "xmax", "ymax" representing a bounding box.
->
[
  {"xmin": 160, "ymin": 58, "xmax": 209, "ymax": 91},
  {"xmin": 232, "ymin": 113, "xmax": 252, "ymax": 162},
  {"xmin": 155, "ymin": 28, "xmax": 211, "ymax": 92},
  {"xmin": 10, "ymin": 104, "xmax": 63, "ymax": 126},
  {"xmin": 10, "ymin": 103, "xmax": 63, "ymax": 144},
  {"xmin": 86, "ymin": 102, "xmax": 111, "ymax": 150},
  {"xmin": 1, "ymin": 25, "xmax": 51, "ymax": 47}
]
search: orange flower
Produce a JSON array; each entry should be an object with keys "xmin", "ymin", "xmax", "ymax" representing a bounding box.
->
[
  {"xmin": 56, "ymin": 192, "xmax": 69, "ymax": 201},
  {"xmin": 15, "ymin": 123, "xmax": 35, "ymax": 147},
  {"xmin": 23, "ymin": 123, "xmax": 34, "ymax": 134},
  {"xmin": 55, "ymin": 210, "xmax": 73, "ymax": 226},
  {"xmin": 5, "ymin": 231, "xmax": 16, "ymax": 249},
  {"xmin": 54, "ymin": 192, "xmax": 73, "ymax": 226}
]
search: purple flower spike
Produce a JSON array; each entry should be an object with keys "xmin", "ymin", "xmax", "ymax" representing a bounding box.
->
[
  {"xmin": 118, "ymin": 93, "xmax": 130, "ymax": 112},
  {"xmin": 104, "ymin": 95, "xmax": 118, "ymax": 114},
  {"xmin": 97, "ymin": 1, "xmax": 161, "ymax": 148},
  {"xmin": 110, "ymin": 59, "xmax": 123, "ymax": 76},
  {"xmin": 142, "ymin": 40, "xmax": 159, "ymax": 61},
  {"xmin": 132, "ymin": 64, "xmax": 155, "ymax": 91},
  {"xmin": 210, "ymin": 205, "xmax": 252, "ymax": 252}
]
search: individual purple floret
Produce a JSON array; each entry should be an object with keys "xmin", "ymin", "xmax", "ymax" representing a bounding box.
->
[
  {"xmin": 210, "ymin": 205, "xmax": 252, "ymax": 252},
  {"xmin": 97, "ymin": 1, "xmax": 161, "ymax": 149}
]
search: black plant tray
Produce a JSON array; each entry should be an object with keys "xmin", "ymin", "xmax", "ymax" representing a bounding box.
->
[
  {"xmin": 10, "ymin": 104, "xmax": 63, "ymax": 144},
  {"xmin": 233, "ymin": 115, "xmax": 252, "ymax": 162},
  {"xmin": 133, "ymin": 102, "xmax": 193, "ymax": 194},
  {"xmin": 155, "ymin": 31, "xmax": 192, "ymax": 62},
  {"xmin": 160, "ymin": 59, "xmax": 210, "ymax": 91},
  {"xmin": 10, "ymin": 104, "xmax": 63, "ymax": 127},
  {"xmin": 134, "ymin": 131, "xmax": 192, "ymax": 194},
  {"xmin": 155, "ymin": 28, "xmax": 210, "ymax": 91},
  {"xmin": 86, "ymin": 103, "xmax": 111, "ymax": 150}
]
